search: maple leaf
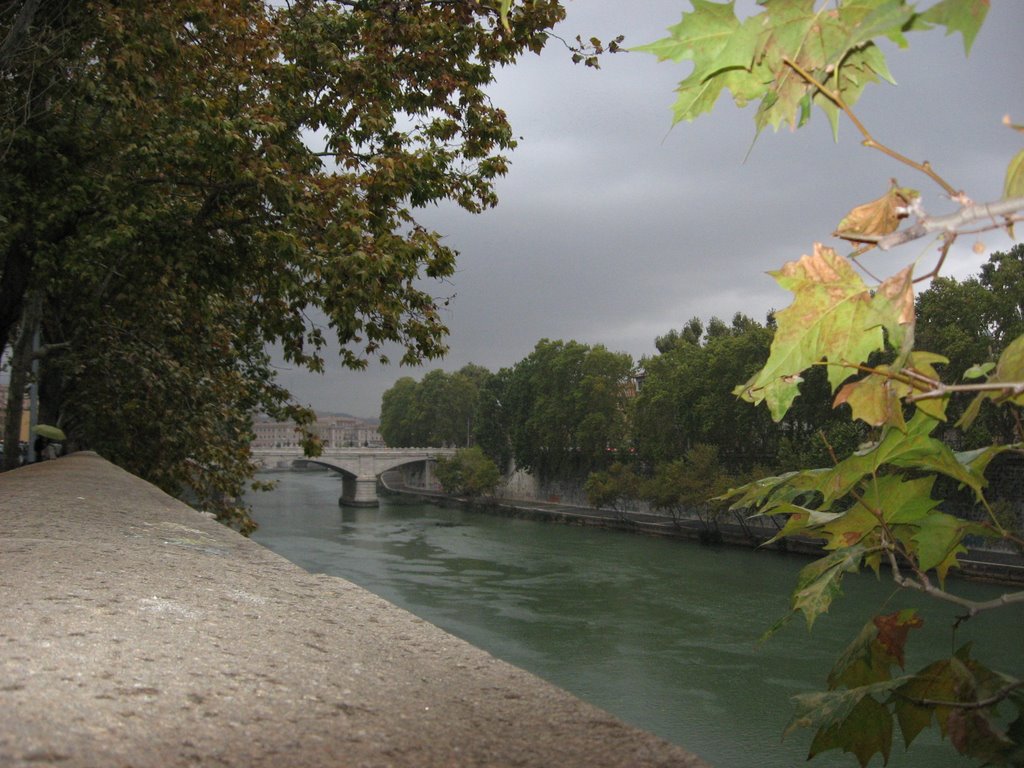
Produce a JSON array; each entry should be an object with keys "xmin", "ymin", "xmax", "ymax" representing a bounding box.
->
[
  {"xmin": 817, "ymin": 411, "xmax": 986, "ymax": 504},
  {"xmin": 911, "ymin": 512, "xmax": 970, "ymax": 585},
  {"xmin": 958, "ymin": 334, "xmax": 1024, "ymax": 430},
  {"xmin": 821, "ymin": 0, "xmax": 916, "ymax": 60},
  {"xmin": 790, "ymin": 545, "xmax": 866, "ymax": 630},
  {"xmin": 866, "ymin": 475, "xmax": 941, "ymax": 525},
  {"xmin": 872, "ymin": 610, "xmax": 924, "ymax": 669},
  {"xmin": 833, "ymin": 369, "xmax": 907, "ymax": 429},
  {"xmin": 787, "ymin": 682, "xmax": 904, "ymax": 767},
  {"xmin": 892, "ymin": 647, "xmax": 1017, "ymax": 756},
  {"xmin": 634, "ymin": 1, "xmax": 765, "ymax": 124},
  {"xmin": 915, "ymin": 0, "xmax": 991, "ymax": 55},
  {"xmin": 809, "ymin": 695, "xmax": 894, "ymax": 766},
  {"xmin": 737, "ymin": 244, "xmax": 884, "ymax": 420}
]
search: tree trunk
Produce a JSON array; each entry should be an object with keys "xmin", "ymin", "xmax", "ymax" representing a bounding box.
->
[
  {"xmin": 0, "ymin": 236, "xmax": 34, "ymax": 363},
  {"xmin": 2, "ymin": 297, "xmax": 39, "ymax": 471}
]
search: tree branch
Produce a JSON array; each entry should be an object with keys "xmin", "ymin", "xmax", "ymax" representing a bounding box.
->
[
  {"xmin": 783, "ymin": 56, "xmax": 959, "ymax": 196},
  {"xmin": 908, "ymin": 379, "xmax": 1024, "ymax": 403},
  {"xmin": 877, "ymin": 197, "xmax": 1024, "ymax": 251},
  {"xmin": 890, "ymin": 568, "xmax": 1024, "ymax": 619},
  {"xmin": 904, "ymin": 679, "xmax": 1024, "ymax": 711}
]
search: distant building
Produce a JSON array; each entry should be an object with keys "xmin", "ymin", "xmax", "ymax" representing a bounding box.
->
[{"xmin": 251, "ymin": 414, "xmax": 383, "ymax": 450}]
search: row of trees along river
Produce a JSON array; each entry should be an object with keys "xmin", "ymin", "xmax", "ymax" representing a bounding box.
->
[{"xmin": 381, "ymin": 245, "xmax": 1024, "ymax": 537}]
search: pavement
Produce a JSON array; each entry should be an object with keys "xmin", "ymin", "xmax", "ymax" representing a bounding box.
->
[{"xmin": 0, "ymin": 452, "xmax": 708, "ymax": 768}]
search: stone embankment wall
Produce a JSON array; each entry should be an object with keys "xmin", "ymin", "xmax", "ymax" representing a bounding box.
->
[
  {"xmin": 0, "ymin": 452, "xmax": 706, "ymax": 768},
  {"xmin": 399, "ymin": 464, "xmax": 1024, "ymax": 586}
]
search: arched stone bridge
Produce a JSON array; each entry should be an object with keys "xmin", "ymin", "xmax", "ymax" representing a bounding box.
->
[{"xmin": 251, "ymin": 447, "xmax": 456, "ymax": 506}]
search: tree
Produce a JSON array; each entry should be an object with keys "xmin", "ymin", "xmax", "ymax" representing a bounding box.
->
[
  {"xmin": 417, "ymin": 368, "xmax": 480, "ymax": 447},
  {"xmin": 640, "ymin": 445, "xmax": 732, "ymax": 540},
  {"xmin": 435, "ymin": 446, "xmax": 500, "ymax": 498},
  {"xmin": 915, "ymin": 245, "xmax": 1024, "ymax": 448},
  {"xmin": 379, "ymin": 366, "xmax": 488, "ymax": 448},
  {"xmin": 474, "ymin": 367, "xmax": 515, "ymax": 472},
  {"xmin": 583, "ymin": 461, "xmax": 640, "ymax": 521},
  {"xmin": 504, "ymin": 339, "xmax": 634, "ymax": 481},
  {"xmin": 641, "ymin": 1, "xmax": 1024, "ymax": 764},
  {"xmin": 635, "ymin": 314, "xmax": 793, "ymax": 470},
  {"xmin": 0, "ymin": 0, "xmax": 567, "ymax": 527},
  {"xmin": 380, "ymin": 377, "xmax": 424, "ymax": 447}
]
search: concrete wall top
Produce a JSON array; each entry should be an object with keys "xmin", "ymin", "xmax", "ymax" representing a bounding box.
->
[{"xmin": 0, "ymin": 453, "xmax": 707, "ymax": 768}]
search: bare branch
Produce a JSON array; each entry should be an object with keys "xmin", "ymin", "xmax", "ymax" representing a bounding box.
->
[
  {"xmin": 890, "ymin": 570, "xmax": 1024, "ymax": 619},
  {"xmin": 878, "ymin": 197, "xmax": 1024, "ymax": 250},
  {"xmin": 903, "ymin": 679, "xmax": 1024, "ymax": 711},
  {"xmin": 909, "ymin": 380, "xmax": 1024, "ymax": 403}
]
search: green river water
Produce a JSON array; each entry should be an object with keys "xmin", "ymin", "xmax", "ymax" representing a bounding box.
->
[{"xmin": 249, "ymin": 471, "xmax": 1023, "ymax": 768}]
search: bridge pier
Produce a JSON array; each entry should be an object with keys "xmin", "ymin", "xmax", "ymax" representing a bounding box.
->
[{"xmin": 340, "ymin": 475, "xmax": 379, "ymax": 507}]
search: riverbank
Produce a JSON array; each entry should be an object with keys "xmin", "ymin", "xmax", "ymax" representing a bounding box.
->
[
  {"xmin": 0, "ymin": 453, "xmax": 706, "ymax": 767},
  {"xmin": 382, "ymin": 478, "xmax": 1024, "ymax": 586}
]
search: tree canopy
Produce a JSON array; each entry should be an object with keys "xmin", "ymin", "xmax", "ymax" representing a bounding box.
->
[
  {"xmin": 379, "ymin": 365, "xmax": 483, "ymax": 448},
  {"xmin": 0, "ymin": 0, "xmax": 567, "ymax": 528}
]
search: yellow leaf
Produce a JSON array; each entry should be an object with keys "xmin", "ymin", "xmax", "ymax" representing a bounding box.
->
[
  {"xmin": 834, "ymin": 372, "xmax": 907, "ymax": 429},
  {"xmin": 744, "ymin": 244, "xmax": 884, "ymax": 420},
  {"xmin": 835, "ymin": 184, "xmax": 919, "ymax": 243}
]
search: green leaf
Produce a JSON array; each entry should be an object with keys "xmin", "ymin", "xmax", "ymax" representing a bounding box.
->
[
  {"xmin": 955, "ymin": 443, "xmax": 1015, "ymax": 482},
  {"xmin": 790, "ymin": 545, "xmax": 866, "ymax": 630},
  {"xmin": 635, "ymin": 1, "xmax": 765, "ymax": 124},
  {"xmin": 818, "ymin": 411, "xmax": 986, "ymax": 504},
  {"xmin": 963, "ymin": 361, "xmax": 996, "ymax": 380},
  {"xmin": 821, "ymin": 0, "xmax": 915, "ymax": 60},
  {"xmin": 870, "ymin": 475, "xmax": 941, "ymax": 525},
  {"xmin": 918, "ymin": 0, "xmax": 991, "ymax": 55},
  {"xmin": 736, "ymin": 244, "xmax": 884, "ymax": 420},
  {"xmin": 786, "ymin": 681, "xmax": 906, "ymax": 766},
  {"xmin": 911, "ymin": 512, "xmax": 969, "ymax": 583},
  {"xmin": 958, "ymin": 334, "xmax": 1024, "ymax": 430},
  {"xmin": 1005, "ymin": 149, "xmax": 1024, "ymax": 200},
  {"xmin": 809, "ymin": 694, "xmax": 894, "ymax": 766}
]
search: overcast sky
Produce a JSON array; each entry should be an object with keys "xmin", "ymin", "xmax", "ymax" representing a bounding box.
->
[{"xmin": 275, "ymin": 0, "xmax": 1024, "ymax": 420}]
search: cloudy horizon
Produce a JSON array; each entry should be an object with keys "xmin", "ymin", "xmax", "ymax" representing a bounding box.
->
[{"xmin": 273, "ymin": 1, "xmax": 1024, "ymax": 420}]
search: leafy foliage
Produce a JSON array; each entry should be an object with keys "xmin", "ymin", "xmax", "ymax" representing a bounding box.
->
[
  {"xmin": 380, "ymin": 366, "xmax": 485, "ymax": 448},
  {"xmin": 641, "ymin": 1, "xmax": 1024, "ymax": 764},
  {"xmin": 584, "ymin": 461, "xmax": 641, "ymax": 519},
  {"xmin": 501, "ymin": 339, "xmax": 635, "ymax": 481},
  {"xmin": 0, "ymin": 0, "xmax": 567, "ymax": 527},
  {"xmin": 435, "ymin": 446, "xmax": 501, "ymax": 498},
  {"xmin": 638, "ymin": 0, "xmax": 987, "ymax": 136},
  {"xmin": 640, "ymin": 444, "xmax": 733, "ymax": 536}
]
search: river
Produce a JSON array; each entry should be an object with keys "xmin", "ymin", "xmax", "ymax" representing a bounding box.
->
[{"xmin": 248, "ymin": 471, "xmax": 1023, "ymax": 768}]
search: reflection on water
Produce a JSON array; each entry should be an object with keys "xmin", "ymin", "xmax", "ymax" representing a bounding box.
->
[{"xmin": 249, "ymin": 471, "xmax": 1023, "ymax": 768}]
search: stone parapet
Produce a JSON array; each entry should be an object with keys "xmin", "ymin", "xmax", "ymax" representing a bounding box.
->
[{"xmin": 0, "ymin": 452, "xmax": 707, "ymax": 768}]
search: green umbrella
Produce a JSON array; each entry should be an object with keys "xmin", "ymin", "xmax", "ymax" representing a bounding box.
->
[{"xmin": 32, "ymin": 424, "xmax": 66, "ymax": 441}]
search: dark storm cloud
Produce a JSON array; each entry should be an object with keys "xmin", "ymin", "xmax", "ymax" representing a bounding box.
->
[{"xmin": 278, "ymin": 1, "xmax": 1024, "ymax": 418}]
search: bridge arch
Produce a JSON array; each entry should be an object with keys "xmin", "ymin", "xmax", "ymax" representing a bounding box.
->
[{"xmin": 252, "ymin": 447, "xmax": 455, "ymax": 506}]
